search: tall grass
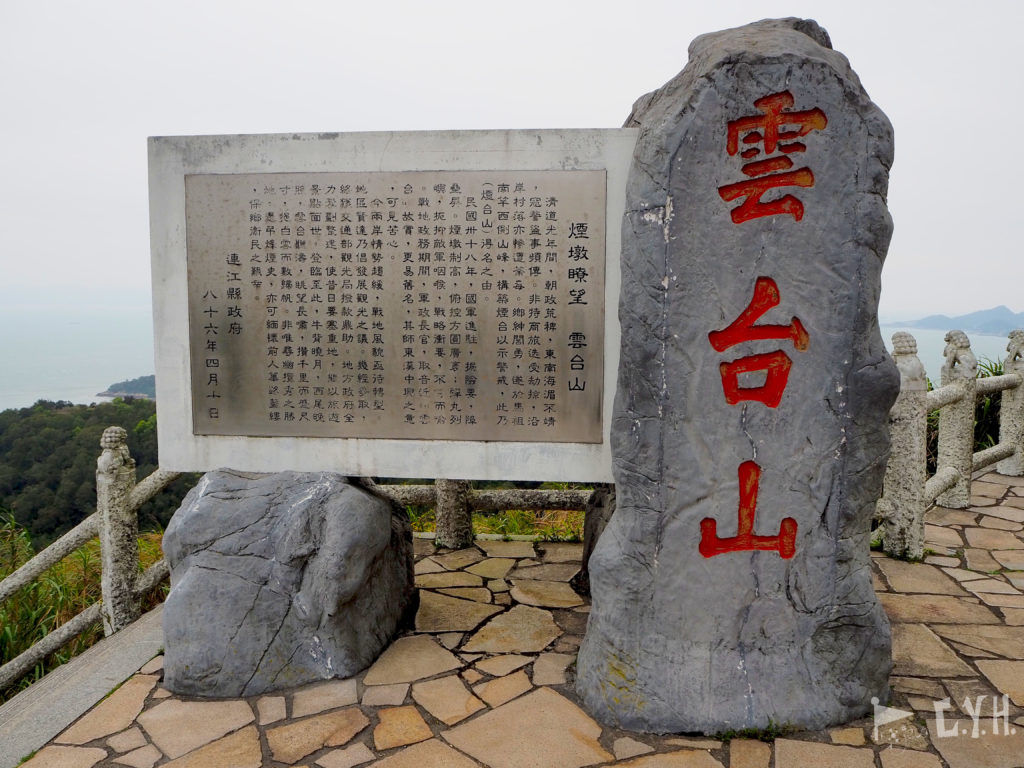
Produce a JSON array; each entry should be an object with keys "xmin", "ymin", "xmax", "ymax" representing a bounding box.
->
[
  {"xmin": 0, "ymin": 512, "xmax": 164, "ymax": 701},
  {"xmin": 974, "ymin": 358, "xmax": 1004, "ymax": 450},
  {"xmin": 408, "ymin": 505, "xmax": 585, "ymax": 541},
  {"xmin": 406, "ymin": 481, "xmax": 589, "ymax": 541}
]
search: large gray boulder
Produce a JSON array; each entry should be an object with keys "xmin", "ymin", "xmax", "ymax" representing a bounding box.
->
[
  {"xmin": 577, "ymin": 19, "xmax": 898, "ymax": 733},
  {"xmin": 162, "ymin": 470, "xmax": 414, "ymax": 697}
]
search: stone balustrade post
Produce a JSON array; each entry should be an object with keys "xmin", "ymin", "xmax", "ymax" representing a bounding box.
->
[
  {"xmin": 935, "ymin": 330, "xmax": 977, "ymax": 508},
  {"xmin": 879, "ymin": 332, "xmax": 929, "ymax": 559},
  {"xmin": 997, "ymin": 330, "xmax": 1024, "ymax": 476},
  {"xmin": 434, "ymin": 479, "xmax": 473, "ymax": 549},
  {"xmin": 96, "ymin": 426, "xmax": 140, "ymax": 635}
]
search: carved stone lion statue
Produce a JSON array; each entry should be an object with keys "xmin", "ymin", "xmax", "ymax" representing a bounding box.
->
[{"xmin": 941, "ymin": 329, "xmax": 977, "ymax": 383}]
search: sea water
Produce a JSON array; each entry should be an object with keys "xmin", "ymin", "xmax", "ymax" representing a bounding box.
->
[
  {"xmin": 879, "ymin": 325, "xmax": 1013, "ymax": 385},
  {"xmin": 0, "ymin": 306, "xmax": 154, "ymax": 412}
]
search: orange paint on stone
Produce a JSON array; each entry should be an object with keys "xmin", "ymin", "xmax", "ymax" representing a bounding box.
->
[
  {"xmin": 708, "ymin": 277, "xmax": 808, "ymax": 407},
  {"xmin": 725, "ymin": 91, "xmax": 827, "ymax": 156},
  {"xmin": 700, "ymin": 461, "xmax": 797, "ymax": 559},
  {"xmin": 719, "ymin": 90, "xmax": 826, "ymax": 223},
  {"xmin": 718, "ymin": 168, "xmax": 815, "ymax": 223},
  {"xmin": 718, "ymin": 350, "xmax": 793, "ymax": 408},
  {"xmin": 708, "ymin": 277, "xmax": 808, "ymax": 352}
]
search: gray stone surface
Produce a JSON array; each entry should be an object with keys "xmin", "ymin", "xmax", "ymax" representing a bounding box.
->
[
  {"xmin": 577, "ymin": 18, "xmax": 897, "ymax": 733},
  {"xmin": 162, "ymin": 470, "xmax": 414, "ymax": 697},
  {"xmin": 877, "ymin": 333, "xmax": 930, "ymax": 559}
]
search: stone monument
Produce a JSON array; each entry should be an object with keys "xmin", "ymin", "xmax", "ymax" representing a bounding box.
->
[
  {"xmin": 576, "ymin": 18, "xmax": 899, "ymax": 732},
  {"xmin": 149, "ymin": 125, "xmax": 634, "ymax": 698}
]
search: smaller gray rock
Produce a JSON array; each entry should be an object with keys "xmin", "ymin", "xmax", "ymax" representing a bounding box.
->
[{"xmin": 162, "ymin": 470, "xmax": 414, "ymax": 697}]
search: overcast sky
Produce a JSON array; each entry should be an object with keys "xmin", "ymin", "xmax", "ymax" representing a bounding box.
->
[{"xmin": 1, "ymin": 0, "xmax": 1020, "ymax": 324}]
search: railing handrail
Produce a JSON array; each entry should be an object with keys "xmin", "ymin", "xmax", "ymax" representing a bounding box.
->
[
  {"xmin": 0, "ymin": 559, "xmax": 169, "ymax": 693},
  {"xmin": 926, "ymin": 371, "xmax": 1021, "ymax": 410},
  {"xmin": 879, "ymin": 328, "xmax": 1024, "ymax": 559},
  {"xmin": 976, "ymin": 372, "xmax": 1022, "ymax": 397},
  {"xmin": 0, "ymin": 428, "xmax": 180, "ymax": 694},
  {"xmin": 0, "ymin": 514, "xmax": 99, "ymax": 608},
  {"xmin": 0, "ymin": 473, "xmax": 588, "ymax": 612},
  {"xmin": 0, "ymin": 435, "xmax": 591, "ymax": 693},
  {"xmin": 0, "ymin": 467, "xmax": 181, "ymax": 609},
  {"xmin": 371, "ymin": 482, "xmax": 592, "ymax": 511},
  {"xmin": 9, "ymin": 325, "xmax": 1013, "ymax": 691}
]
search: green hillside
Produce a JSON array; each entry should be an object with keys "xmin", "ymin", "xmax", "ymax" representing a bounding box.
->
[
  {"xmin": 0, "ymin": 399, "xmax": 196, "ymax": 544},
  {"xmin": 98, "ymin": 375, "xmax": 156, "ymax": 398}
]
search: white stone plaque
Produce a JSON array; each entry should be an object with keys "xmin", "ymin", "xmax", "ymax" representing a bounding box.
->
[
  {"xmin": 185, "ymin": 170, "xmax": 605, "ymax": 443},
  {"xmin": 150, "ymin": 130, "xmax": 636, "ymax": 480}
]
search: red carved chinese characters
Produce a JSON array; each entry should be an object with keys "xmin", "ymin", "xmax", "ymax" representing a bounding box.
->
[
  {"xmin": 700, "ymin": 90, "xmax": 823, "ymax": 559},
  {"xmin": 708, "ymin": 277, "xmax": 808, "ymax": 407},
  {"xmin": 700, "ymin": 278, "xmax": 808, "ymax": 560},
  {"xmin": 717, "ymin": 351, "xmax": 792, "ymax": 408},
  {"xmin": 717, "ymin": 91, "xmax": 827, "ymax": 224},
  {"xmin": 699, "ymin": 461, "xmax": 797, "ymax": 559}
]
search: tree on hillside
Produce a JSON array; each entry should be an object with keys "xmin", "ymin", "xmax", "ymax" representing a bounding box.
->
[
  {"xmin": 99, "ymin": 375, "xmax": 156, "ymax": 397},
  {"xmin": 0, "ymin": 400, "xmax": 197, "ymax": 544}
]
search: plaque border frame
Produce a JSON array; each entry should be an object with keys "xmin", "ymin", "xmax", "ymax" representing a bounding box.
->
[{"xmin": 148, "ymin": 129, "xmax": 637, "ymax": 482}]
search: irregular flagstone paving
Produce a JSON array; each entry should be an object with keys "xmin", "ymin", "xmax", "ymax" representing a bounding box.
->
[{"xmin": 22, "ymin": 472, "xmax": 1024, "ymax": 767}]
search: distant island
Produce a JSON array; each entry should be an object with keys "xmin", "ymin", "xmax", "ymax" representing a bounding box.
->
[
  {"xmin": 97, "ymin": 374, "xmax": 155, "ymax": 399},
  {"xmin": 896, "ymin": 306, "xmax": 1024, "ymax": 337}
]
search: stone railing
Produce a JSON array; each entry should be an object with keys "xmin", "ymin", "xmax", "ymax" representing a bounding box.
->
[
  {"xmin": 878, "ymin": 329, "xmax": 1024, "ymax": 559},
  {"xmin": 0, "ymin": 428, "xmax": 180, "ymax": 693},
  {"xmin": 368, "ymin": 479, "xmax": 594, "ymax": 549},
  {"xmin": 25, "ymin": 325, "xmax": 1013, "ymax": 691}
]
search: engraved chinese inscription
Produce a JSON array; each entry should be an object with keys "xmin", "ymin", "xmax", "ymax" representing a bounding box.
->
[
  {"xmin": 717, "ymin": 90, "xmax": 827, "ymax": 223},
  {"xmin": 700, "ymin": 89, "xmax": 826, "ymax": 560},
  {"xmin": 185, "ymin": 170, "xmax": 606, "ymax": 442}
]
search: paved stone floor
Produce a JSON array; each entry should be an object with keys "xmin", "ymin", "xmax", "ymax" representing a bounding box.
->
[{"xmin": 22, "ymin": 472, "xmax": 1024, "ymax": 768}]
